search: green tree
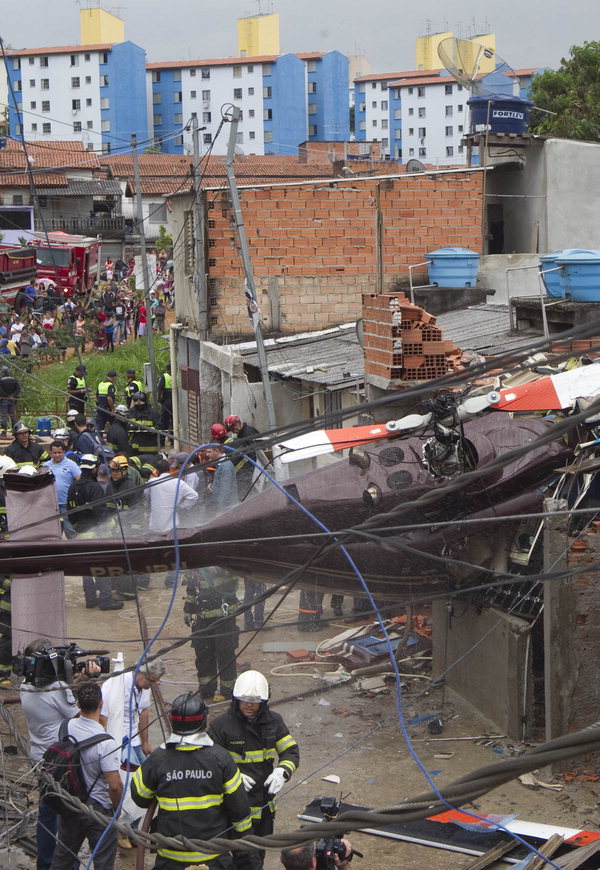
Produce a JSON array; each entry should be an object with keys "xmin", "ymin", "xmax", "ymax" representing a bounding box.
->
[
  {"xmin": 529, "ymin": 41, "xmax": 600, "ymax": 140},
  {"xmin": 155, "ymin": 224, "xmax": 173, "ymax": 252}
]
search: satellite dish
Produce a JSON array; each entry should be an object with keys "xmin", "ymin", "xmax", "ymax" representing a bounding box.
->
[
  {"xmin": 406, "ymin": 159, "xmax": 427, "ymax": 173},
  {"xmin": 437, "ymin": 37, "xmax": 519, "ymax": 96}
]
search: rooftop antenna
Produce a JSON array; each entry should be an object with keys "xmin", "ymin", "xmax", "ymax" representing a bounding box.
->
[{"xmin": 437, "ymin": 36, "xmax": 519, "ymax": 96}]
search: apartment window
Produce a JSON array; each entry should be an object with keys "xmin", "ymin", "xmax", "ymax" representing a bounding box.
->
[
  {"xmin": 458, "ymin": 125, "xmax": 463, "ymax": 132},
  {"xmin": 152, "ymin": 71, "xmax": 161, "ymax": 82},
  {"xmin": 42, "ymin": 122, "xmax": 51, "ymax": 134},
  {"xmin": 41, "ymin": 100, "xmax": 50, "ymax": 112},
  {"xmin": 381, "ymin": 81, "xmax": 388, "ymax": 90},
  {"xmin": 371, "ymin": 82, "xmax": 376, "ymax": 89},
  {"xmin": 174, "ymin": 113, "xmax": 182, "ymax": 124},
  {"xmin": 153, "ymin": 114, "xmax": 162, "ymax": 125},
  {"xmin": 359, "ymin": 102, "xmax": 366, "ymax": 112},
  {"xmin": 101, "ymin": 52, "xmax": 108, "ymax": 64},
  {"xmin": 445, "ymin": 105, "xmax": 453, "ymax": 117},
  {"xmin": 190, "ymin": 90, "xmax": 196, "ymax": 99},
  {"xmin": 16, "ymin": 102, "xmax": 22, "ymax": 112},
  {"xmin": 458, "ymin": 144, "xmax": 464, "ymax": 153},
  {"xmin": 13, "ymin": 58, "xmax": 21, "ymax": 71},
  {"xmin": 446, "ymin": 146, "xmax": 454, "ymax": 156},
  {"xmin": 249, "ymin": 131, "xmax": 255, "ymax": 139},
  {"xmin": 233, "ymin": 88, "xmax": 242, "ymax": 99},
  {"xmin": 175, "ymin": 135, "xmax": 183, "ymax": 146},
  {"xmin": 263, "ymin": 86, "xmax": 272, "ymax": 98},
  {"xmin": 100, "ymin": 75, "xmax": 108, "ymax": 86},
  {"xmin": 173, "ymin": 70, "xmax": 181, "ymax": 81},
  {"xmin": 419, "ymin": 147, "xmax": 426, "ymax": 156},
  {"xmin": 308, "ymin": 104, "xmax": 317, "ymax": 115},
  {"xmin": 87, "ymin": 120, "xmax": 93, "ymax": 129},
  {"xmin": 309, "ymin": 124, "xmax": 317, "ymax": 136},
  {"xmin": 202, "ymin": 111, "xmax": 211, "ymax": 122},
  {"xmin": 237, "ymin": 132, "xmax": 243, "ymax": 143},
  {"xmin": 247, "ymin": 64, "xmax": 254, "ymax": 73},
  {"xmin": 71, "ymin": 77, "xmax": 80, "ymax": 88},
  {"xmin": 372, "ymin": 120, "xmax": 377, "ymax": 127},
  {"xmin": 153, "ymin": 93, "xmax": 162, "ymax": 104},
  {"xmin": 417, "ymin": 86, "xmax": 425, "ymax": 97},
  {"xmin": 30, "ymin": 101, "xmax": 36, "ymax": 110},
  {"xmin": 457, "ymin": 104, "xmax": 463, "ymax": 112},
  {"xmin": 371, "ymin": 101, "xmax": 377, "ymax": 108},
  {"xmin": 382, "ymin": 137, "xmax": 389, "ymax": 147},
  {"xmin": 100, "ymin": 97, "xmax": 109, "ymax": 109},
  {"xmin": 189, "ymin": 68, "xmax": 196, "ymax": 76},
  {"xmin": 381, "ymin": 100, "xmax": 388, "ymax": 110},
  {"xmin": 248, "ymin": 87, "xmax": 254, "ymax": 95},
  {"xmin": 29, "ymin": 79, "xmax": 35, "ymax": 87},
  {"xmin": 12, "ymin": 195, "xmax": 23, "ymax": 205},
  {"xmin": 101, "ymin": 120, "xmax": 110, "ymax": 131},
  {"xmin": 70, "ymin": 54, "xmax": 78, "ymax": 67},
  {"xmin": 263, "ymin": 64, "xmax": 272, "ymax": 75},
  {"xmin": 85, "ymin": 76, "xmax": 91, "ymax": 84},
  {"xmin": 394, "ymin": 109, "xmax": 401, "ymax": 119},
  {"xmin": 381, "ymin": 119, "xmax": 388, "ymax": 129},
  {"xmin": 86, "ymin": 98, "xmax": 92, "ymax": 107},
  {"xmin": 445, "ymin": 84, "xmax": 453, "ymax": 95},
  {"xmin": 72, "ymin": 99, "xmax": 81, "ymax": 111},
  {"xmin": 263, "ymin": 108, "xmax": 272, "ymax": 120},
  {"xmin": 202, "ymin": 89, "xmax": 210, "ymax": 100},
  {"xmin": 40, "ymin": 56, "xmax": 48, "ymax": 68},
  {"xmin": 395, "ymin": 88, "xmax": 401, "ymax": 99},
  {"xmin": 307, "ymin": 60, "xmax": 317, "ymax": 72},
  {"xmin": 418, "ymin": 107, "xmax": 426, "ymax": 118},
  {"xmin": 418, "ymin": 127, "xmax": 426, "ymax": 137},
  {"xmin": 248, "ymin": 109, "xmax": 255, "ymax": 118},
  {"xmin": 73, "ymin": 121, "xmax": 82, "ymax": 132},
  {"xmin": 394, "ymin": 129, "xmax": 401, "ymax": 138},
  {"xmin": 233, "ymin": 66, "xmax": 242, "ymax": 78},
  {"xmin": 41, "ymin": 79, "xmax": 49, "ymax": 90},
  {"xmin": 174, "ymin": 91, "xmax": 182, "ymax": 102},
  {"xmin": 201, "ymin": 68, "xmax": 210, "ymax": 79},
  {"xmin": 408, "ymin": 128, "xmax": 414, "ymax": 135},
  {"xmin": 408, "ymin": 147, "xmax": 414, "ymax": 156},
  {"xmin": 13, "ymin": 80, "xmax": 21, "ymax": 92},
  {"xmin": 84, "ymin": 53, "xmax": 91, "ymax": 61},
  {"xmin": 407, "ymin": 87, "xmax": 413, "ymax": 94},
  {"xmin": 264, "ymin": 130, "xmax": 272, "ymax": 142},
  {"xmin": 408, "ymin": 107, "xmax": 414, "ymax": 116},
  {"xmin": 102, "ymin": 143, "xmax": 111, "ymax": 153},
  {"xmin": 359, "ymin": 120, "xmax": 366, "ymax": 130},
  {"xmin": 308, "ymin": 82, "xmax": 317, "ymax": 93},
  {"xmin": 445, "ymin": 125, "xmax": 453, "ymax": 136},
  {"xmin": 203, "ymin": 133, "xmax": 212, "ymax": 144},
  {"xmin": 457, "ymin": 84, "xmax": 463, "ymax": 91},
  {"xmin": 31, "ymin": 123, "xmax": 37, "ymax": 132},
  {"xmin": 14, "ymin": 124, "xmax": 21, "ymax": 135}
]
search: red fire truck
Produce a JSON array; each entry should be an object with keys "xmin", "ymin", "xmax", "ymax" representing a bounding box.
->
[
  {"xmin": 31, "ymin": 231, "xmax": 101, "ymax": 296},
  {"xmin": 0, "ymin": 246, "xmax": 37, "ymax": 308}
]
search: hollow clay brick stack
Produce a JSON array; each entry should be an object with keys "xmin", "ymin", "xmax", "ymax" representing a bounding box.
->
[{"xmin": 362, "ymin": 292, "xmax": 461, "ymax": 383}]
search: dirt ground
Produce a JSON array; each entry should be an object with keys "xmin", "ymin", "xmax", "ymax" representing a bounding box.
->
[{"xmin": 4, "ymin": 575, "xmax": 600, "ymax": 870}]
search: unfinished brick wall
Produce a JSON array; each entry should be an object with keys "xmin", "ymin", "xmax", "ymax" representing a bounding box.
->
[{"xmin": 206, "ymin": 170, "xmax": 483, "ymax": 336}]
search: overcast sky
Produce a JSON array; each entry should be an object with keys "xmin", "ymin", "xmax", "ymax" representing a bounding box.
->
[{"xmin": 2, "ymin": 0, "xmax": 597, "ymax": 73}]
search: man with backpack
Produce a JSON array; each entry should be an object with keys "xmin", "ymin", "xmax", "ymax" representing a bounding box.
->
[
  {"xmin": 49, "ymin": 680, "xmax": 122, "ymax": 870},
  {"xmin": 19, "ymin": 638, "xmax": 101, "ymax": 870}
]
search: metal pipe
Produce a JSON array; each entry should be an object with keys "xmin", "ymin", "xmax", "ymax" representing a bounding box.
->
[{"xmin": 408, "ymin": 261, "xmax": 432, "ymax": 304}]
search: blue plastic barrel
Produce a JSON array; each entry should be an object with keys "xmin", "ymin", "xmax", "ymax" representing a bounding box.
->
[
  {"xmin": 468, "ymin": 94, "xmax": 533, "ymax": 134},
  {"xmin": 37, "ymin": 417, "xmax": 51, "ymax": 436},
  {"xmin": 556, "ymin": 249, "xmax": 600, "ymax": 302},
  {"xmin": 539, "ymin": 251, "xmax": 566, "ymax": 298},
  {"xmin": 427, "ymin": 247, "xmax": 480, "ymax": 288}
]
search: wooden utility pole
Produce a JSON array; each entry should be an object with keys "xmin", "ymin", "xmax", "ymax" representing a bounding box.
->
[{"xmin": 131, "ymin": 134, "xmax": 156, "ymax": 400}]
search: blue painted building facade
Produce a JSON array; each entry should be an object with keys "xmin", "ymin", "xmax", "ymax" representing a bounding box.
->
[
  {"xmin": 305, "ymin": 51, "xmax": 350, "ymax": 142},
  {"xmin": 264, "ymin": 53, "xmax": 306, "ymax": 154}
]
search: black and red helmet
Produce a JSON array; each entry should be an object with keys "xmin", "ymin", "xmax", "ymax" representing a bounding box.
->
[{"xmin": 169, "ymin": 692, "xmax": 208, "ymax": 734}]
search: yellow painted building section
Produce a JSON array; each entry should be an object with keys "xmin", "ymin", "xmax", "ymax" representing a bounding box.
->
[
  {"xmin": 417, "ymin": 31, "xmax": 496, "ymax": 75},
  {"xmin": 237, "ymin": 13, "xmax": 280, "ymax": 57},
  {"xmin": 80, "ymin": 8, "xmax": 125, "ymax": 45},
  {"xmin": 416, "ymin": 32, "xmax": 452, "ymax": 70}
]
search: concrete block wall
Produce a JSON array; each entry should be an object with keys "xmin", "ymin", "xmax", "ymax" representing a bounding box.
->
[{"xmin": 206, "ymin": 171, "xmax": 483, "ymax": 335}]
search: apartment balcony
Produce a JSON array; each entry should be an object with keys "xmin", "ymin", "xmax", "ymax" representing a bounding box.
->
[{"xmin": 43, "ymin": 215, "xmax": 130, "ymax": 238}]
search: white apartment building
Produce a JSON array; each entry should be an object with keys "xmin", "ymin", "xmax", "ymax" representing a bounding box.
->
[{"xmin": 394, "ymin": 74, "xmax": 468, "ymax": 165}]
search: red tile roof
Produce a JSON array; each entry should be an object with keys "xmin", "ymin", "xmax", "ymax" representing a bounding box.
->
[
  {"xmin": 8, "ymin": 44, "xmax": 113, "ymax": 56},
  {"xmin": 0, "ymin": 140, "xmax": 101, "ymax": 172},
  {"xmin": 355, "ymin": 70, "xmax": 428, "ymax": 83},
  {"xmin": 146, "ymin": 54, "xmax": 278, "ymax": 70}
]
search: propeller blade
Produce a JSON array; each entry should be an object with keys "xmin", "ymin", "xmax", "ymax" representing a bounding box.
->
[{"xmin": 493, "ymin": 366, "xmax": 600, "ymax": 411}]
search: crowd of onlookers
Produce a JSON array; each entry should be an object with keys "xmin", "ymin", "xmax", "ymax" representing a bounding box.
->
[{"xmin": 3, "ymin": 252, "xmax": 173, "ymax": 364}]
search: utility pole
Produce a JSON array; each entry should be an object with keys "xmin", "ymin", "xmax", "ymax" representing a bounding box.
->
[
  {"xmin": 131, "ymin": 133, "xmax": 156, "ymax": 401},
  {"xmin": 192, "ymin": 116, "xmax": 208, "ymax": 340},
  {"xmin": 224, "ymin": 107, "xmax": 276, "ymax": 429}
]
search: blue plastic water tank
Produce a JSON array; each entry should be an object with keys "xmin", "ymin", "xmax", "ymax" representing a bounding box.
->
[
  {"xmin": 37, "ymin": 417, "xmax": 51, "ymax": 436},
  {"xmin": 468, "ymin": 94, "xmax": 533, "ymax": 134},
  {"xmin": 539, "ymin": 251, "xmax": 566, "ymax": 298},
  {"xmin": 427, "ymin": 247, "xmax": 480, "ymax": 288},
  {"xmin": 556, "ymin": 249, "xmax": 600, "ymax": 302}
]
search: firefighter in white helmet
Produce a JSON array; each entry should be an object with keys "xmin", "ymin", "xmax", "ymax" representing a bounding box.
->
[{"xmin": 209, "ymin": 670, "xmax": 299, "ymax": 870}]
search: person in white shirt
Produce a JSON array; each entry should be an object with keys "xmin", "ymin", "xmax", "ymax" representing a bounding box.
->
[{"xmin": 146, "ymin": 458, "xmax": 198, "ymax": 535}]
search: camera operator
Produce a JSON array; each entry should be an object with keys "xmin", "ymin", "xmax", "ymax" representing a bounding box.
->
[
  {"xmin": 18, "ymin": 638, "xmax": 102, "ymax": 870},
  {"xmin": 280, "ymin": 839, "xmax": 354, "ymax": 870}
]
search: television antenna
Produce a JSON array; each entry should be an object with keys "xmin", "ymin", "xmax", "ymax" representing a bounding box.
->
[{"xmin": 437, "ymin": 37, "xmax": 519, "ymax": 96}]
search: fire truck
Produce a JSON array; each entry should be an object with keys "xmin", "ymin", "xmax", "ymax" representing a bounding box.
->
[
  {"xmin": 0, "ymin": 246, "xmax": 37, "ymax": 308},
  {"xmin": 31, "ymin": 231, "xmax": 101, "ymax": 296}
]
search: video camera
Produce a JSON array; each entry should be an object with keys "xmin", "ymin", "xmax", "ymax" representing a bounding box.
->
[
  {"xmin": 315, "ymin": 797, "xmax": 361, "ymax": 870},
  {"xmin": 13, "ymin": 641, "xmax": 110, "ymax": 687}
]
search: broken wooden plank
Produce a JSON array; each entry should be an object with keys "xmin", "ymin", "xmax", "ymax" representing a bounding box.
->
[
  {"xmin": 464, "ymin": 838, "xmax": 518, "ymax": 869},
  {"xmin": 526, "ymin": 834, "xmax": 565, "ymax": 869},
  {"xmin": 555, "ymin": 839, "xmax": 600, "ymax": 870}
]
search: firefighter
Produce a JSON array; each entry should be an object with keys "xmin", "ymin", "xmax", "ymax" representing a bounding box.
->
[
  {"xmin": 124, "ymin": 368, "xmax": 143, "ymax": 408},
  {"xmin": 128, "ymin": 391, "xmax": 160, "ymax": 456},
  {"xmin": 156, "ymin": 364, "xmax": 173, "ymax": 437},
  {"xmin": 67, "ymin": 453, "xmax": 123, "ymax": 611},
  {"xmin": 209, "ymin": 670, "xmax": 299, "ymax": 870},
  {"xmin": 105, "ymin": 455, "xmax": 146, "ymax": 599},
  {"xmin": 5, "ymin": 421, "xmax": 48, "ymax": 468},
  {"xmin": 106, "ymin": 404, "xmax": 131, "ymax": 455},
  {"xmin": 184, "ymin": 567, "xmax": 240, "ymax": 702},
  {"xmin": 223, "ymin": 415, "xmax": 260, "ymax": 498},
  {"xmin": 131, "ymin": 692, "xmax": 251, "ymax": 870},
  {"xmin": 95, "ymin": 370, "xmax": 117, "ymax": 433}
]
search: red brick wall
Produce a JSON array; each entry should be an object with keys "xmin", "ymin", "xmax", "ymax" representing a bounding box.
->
[{"xmin": 206, "ymin": 171, "xmax": 483, "ymax": 336}]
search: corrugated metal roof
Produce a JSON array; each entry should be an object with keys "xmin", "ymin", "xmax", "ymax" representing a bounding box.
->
[
  {"xmin": 35, "ymin": 178, "xmax": 122, "ymax": 196},
  {"xmin": 436, "ymin": 304, "xmax": 540, "ymax": 356},
  {"xmin": 235, "ymin": 324, "xmax": 364, "ymax": 387}
]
